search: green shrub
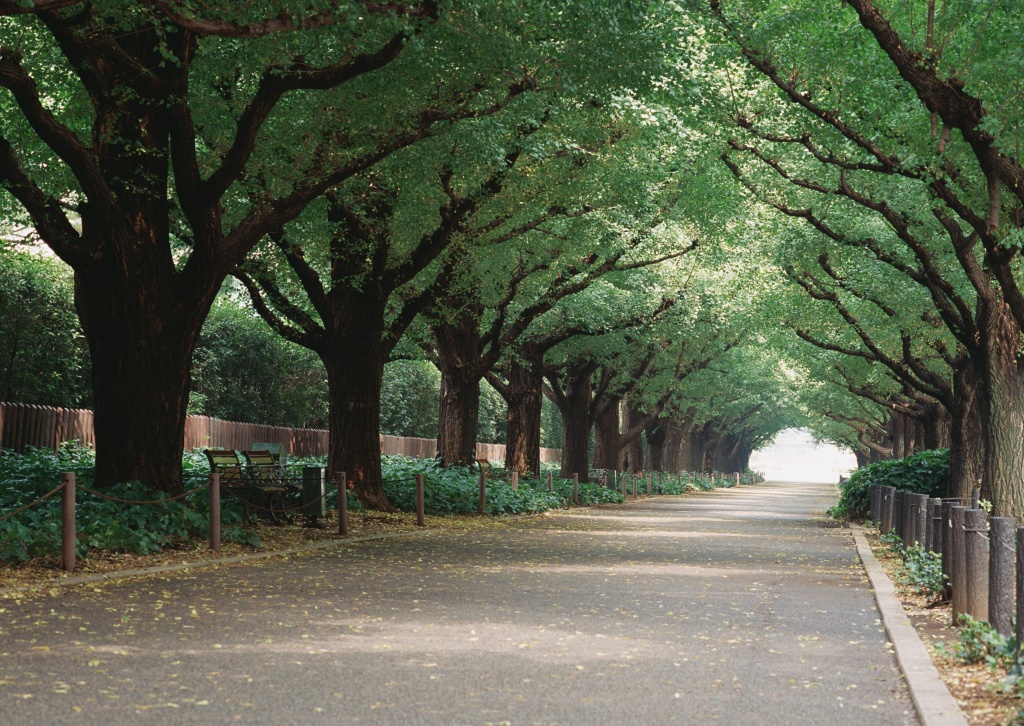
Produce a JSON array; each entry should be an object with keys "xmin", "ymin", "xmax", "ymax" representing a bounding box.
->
[
  {"xmin": 828, "ymin": 449, "xmax": 949, "ymax": 520},
  {"xmin": 378, "ymin": 456, "xmax": 623, "ymax": 515},
  {"xmin": 0, "ymin": 444, "xmax": 257, "ymax": 563}
]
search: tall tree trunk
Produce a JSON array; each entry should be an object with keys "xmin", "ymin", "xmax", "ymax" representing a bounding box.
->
[
  {"xmin": 434, "ymin": 311, "xmax": 483, "ymax": 466},
  {"xmin": 890, "ymin": 412, "xmax": 907, "ymax": 459},
  {"xmin": 557, "ymin": 361, "xmax": 594, "ymax": 479},
  {"xmin": 592, "ymin": 396, "xmax": 622, "ymax": 470},
  {"xmin": 921, "ymin": 403, "xmax": 951, "ymax": 450},
  {"xmin": 662, "ymin": 423, "xmax": 684, "ymax": 472},
  {"xmin": 321, "ymin": 306, "xmax": 391, "ymax": 511},
  {"xmin": 77, "ymin": 267, "xmax": 216, "ymax": 494},
  {"xmin": 948, "ymin": 356, "xmax": 984, "ymax": 501},
  {"xmin": 620, "ymin": 397, "xmax": 645, "ymax": 473},
  {"xmin": 976, "ymin": 300, "xmax": 1024, "ymax": 517},
  {"xmin": 645, "ymin": 422, "xmax": 667, "ymax": 472},
  {"xmin": 676, "ymin": 421, "xmax": 696, "ymax": 471},
  {"xmin": 691, "ymin": 424, "xmax": 713, "ymax": 472},
  {"xmin": 503, "ymin": 354, "xmax": 544, "ymax": 475}
]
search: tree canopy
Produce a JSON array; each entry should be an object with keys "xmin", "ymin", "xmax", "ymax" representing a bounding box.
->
[{"xmin": 3, "ymin": 0, "xmax": 1024, "ymax": 515}]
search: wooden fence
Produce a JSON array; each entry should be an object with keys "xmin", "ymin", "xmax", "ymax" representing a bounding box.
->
[{"xmin": 0, "ymin": 402, "xmax": 560, "ymax": 463}]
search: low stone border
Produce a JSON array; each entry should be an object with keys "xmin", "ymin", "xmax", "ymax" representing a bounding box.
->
[
  {"xmin": 850, "ymin": 524, "xmax": 966, "ymax": 726},
  {"xmin": 0, "ymin": 530, "xmax": 432, "ymax": 598}
]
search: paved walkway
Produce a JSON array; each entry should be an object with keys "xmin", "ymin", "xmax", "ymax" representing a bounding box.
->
[{"xmin": 0, "ymin": 481, "xmax": 916, "ymax": 724}]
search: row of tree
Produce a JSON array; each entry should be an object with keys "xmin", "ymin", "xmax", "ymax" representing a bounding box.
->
[{"xmin": 3, "ymin": 1, "xmax": 1022, "ymax": 516}]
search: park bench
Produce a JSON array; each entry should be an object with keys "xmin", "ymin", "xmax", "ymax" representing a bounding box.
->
[
  {"xmin": 205, "ymin": 448, "xmax": 289, "ymax": 523},
  {"xmin": 244, "ymin": 449, "xmax": 301, "ymax": 518},
  {"xmin": 588, "ymin": 469, "xmax": 609, "ymax": 486}
]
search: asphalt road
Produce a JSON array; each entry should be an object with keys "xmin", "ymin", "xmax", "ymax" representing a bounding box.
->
[{"xmin": 0, "ymin": 480, "xmax": 916, "ymax": 724}]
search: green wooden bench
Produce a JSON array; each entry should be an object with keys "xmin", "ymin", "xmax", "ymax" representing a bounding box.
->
[{"xmin": 205, "ymin": 448, "xmax": 288, "ymax": 523}]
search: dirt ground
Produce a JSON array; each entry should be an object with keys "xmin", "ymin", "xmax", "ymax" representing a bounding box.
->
[
  {"xmin": 0, "ymin": 508, "xmax": 518, "ymax": 596},
  {"xmin": 865, "ymin": 529, "xmax": 1019, "ymax": 725}
]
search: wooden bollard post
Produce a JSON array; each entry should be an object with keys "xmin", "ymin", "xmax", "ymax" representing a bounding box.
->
[
  {"xmin": 208, "ymin": 472, "xmax": 220, "ymax": 555},
  {"xmin": 964, "ymin": 507, "xmax": 989, "ymax": 621},
  {"xmin": 915, "ymin": 493, "xmax": 929, "ymax": 548},
  {"xmin": 950, "ymin": 505, "xmax": 967, "ymax": 624},
  {"xmin": 632, "ymin": 474, "xmax": 637, "ymax": 497},
  {"xmin": 511, "ymin": 471, "xmax": 519, "ymax": 492},
  {"xmin": 621, "ymin": 472, "xmax": 627, "ymax": 499},
  {"xmin": 899, "ymin": 491, "xmax": 913, "ymax": 547},
  {"xmin": 547, "ymin": 471, "xmax": 554, "ymax": 493},
  {"xmin": 989, "ymin": 517, "xmax": 1015, "ymax": 637},
  {"xmin": 881, "ymin": 487, "xmax": 893, "ymax": 534},
  {"xmin": 61, "ymin": 472, "xmax": 75, "ymax": 573},
  {"xmin": 928, "ymin": 498, "xmax": 942, "ymax": 553},
  {"xmin": 572, "ymin": 473, "xmax": 579, "ymax": 505},
  {"xmin": 338, "ymin": 471, "xmax": 349, "ymax": 536},
  {"xmin": 416, "ymin": 473, "xmax": 425, "ymax": 527},
  {"xmin": 647, "ymin": 473, "xmax": 651, "ymax": 496},
  {"xmin": 735, "ymin": 472, "xmax": 740, "ymax": 487},
  {"xmin": 941, "ymin": 500, "xmax": 955, "ymax": 600},
  {"xmin": 601, "ymin": 472, "xmax": 607, "ymax": 489},
  {"xmin": 1016, "ymin": 527, "xmax": 1024, "ymax": 656},
  {"xmin": 479, "ymin": 470, "xmax": 486, "ymax": 514}
]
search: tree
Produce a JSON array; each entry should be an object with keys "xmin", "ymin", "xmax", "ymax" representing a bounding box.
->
[
  {"xmin": 0, "ymin": 248, "xmax": 90, "ymax": 407},
  {"xmin": 0, "ymin": 1, "xmax": 488, "ymax": 492},
  {"xmin": 190, "ymin": 294, "xmax": 328, "ymax": 428},
  {"xmin": 707, "ymin": 0, "xmax": 1024, "ymax": 514}
]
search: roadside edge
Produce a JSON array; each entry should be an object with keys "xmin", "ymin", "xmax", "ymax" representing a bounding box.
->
[{"xmin": 850, "ymin": 523, "xmax": 967, "ymax": 726}]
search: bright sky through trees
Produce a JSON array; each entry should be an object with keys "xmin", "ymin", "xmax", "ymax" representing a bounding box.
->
[{"xmin": 749, "ymin": 429, "xmax": 856, "ymax": 484}]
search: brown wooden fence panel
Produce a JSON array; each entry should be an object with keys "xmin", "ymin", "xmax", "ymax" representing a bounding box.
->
[
  {"xmin": 10, "ymin": 403, "xmax": 26, "ymax": 451},
  {"xmin": 41, "ymin": 405, "xmax": 57, "ymax": 449},
  {"xmin": 539, "ymin": 447, "xmax": 560, "ymax": 463},
  {"xmin": 0, "ymin": 401, "xmax": 559, "ymax": 462}
]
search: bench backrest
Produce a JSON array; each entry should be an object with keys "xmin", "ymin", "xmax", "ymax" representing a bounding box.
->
[
  {"xmin": 243, "ymin": 449, "xmax": 286, "ymax": 482},
  {"xmin": 250, "ymin": 442, "xmax": 287, "ymax": 466},
  {"xmin": 204, "ymin": 448, "xmax": 246, "ymax": 485}
]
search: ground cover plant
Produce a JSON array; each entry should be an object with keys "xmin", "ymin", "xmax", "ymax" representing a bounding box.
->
[
  {"xmin": 1, "ymin": 445, "xmax": 748, "ymax": 564},
  {"xmin": 829, "ymin": 449, "xmax": 949, "ymax": 520},
  {"xmin": 0, "ymin": 444, "xmax": 257, "ymax": 564},
  {"xmin": 378, "ymin": 456, "xmax": 623, "ymax": 515}
]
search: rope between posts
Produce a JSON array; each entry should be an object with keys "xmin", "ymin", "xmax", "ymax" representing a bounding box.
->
[
  {"xmin": 0, "ymin": 482, "xmax": 66, "ymax": 522},
  {"xmin": 77, "ymin": 481, "xmax": 209, "ymax": 505}
]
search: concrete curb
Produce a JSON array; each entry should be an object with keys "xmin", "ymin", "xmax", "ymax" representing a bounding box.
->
[
  {"xmin": 850, "ymin": 524, "xmax": 966, "ymax": 726},
  {"xmin": 0, "ymin": 529, "xmax": 432, "ymax": 598}
]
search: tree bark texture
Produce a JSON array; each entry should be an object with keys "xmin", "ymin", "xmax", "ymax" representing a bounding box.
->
[
  {"xmin": 556, "ymin": 361, "xmax": 594, "ymax": 479},
  {"xmin": 503, "ymin": 356, "xmax": 544, "ymax": 475},
  {"xmin": 662, "ymin": 423, "xmax": 685, "ymax": 472},
  {"xmin": 434, "ymin": 312, "xmax": 484, "ymax": 467},
  {"xmin": 320, "ymin": 296, "xmax": 391, "ymax": 511},
  {"xmin": 79, "ymin": 266, "xmax": 217, "ymax": 493},
  {"xmin": 948, "ymin": 356, "xmax": 984, "ymax": 501},
  {"xmin": 645, "ymin": 422, "xmax": 667, "ymax": 472},
  {"xmin": 591, "ymin": 396, "xmax": 622, "ymax": 470},
  {"xmin": 619, "ymin": 398, "xmax": 645, "ymax": 473},
  {"xmin": 976, "ymin": 300, "xmax": 1024, "ymax": 517}
]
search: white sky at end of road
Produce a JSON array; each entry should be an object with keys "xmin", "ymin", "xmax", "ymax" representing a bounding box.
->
[{"xmin": 749, "ymin": 428, "xmax": 857, "ymax": 483}]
